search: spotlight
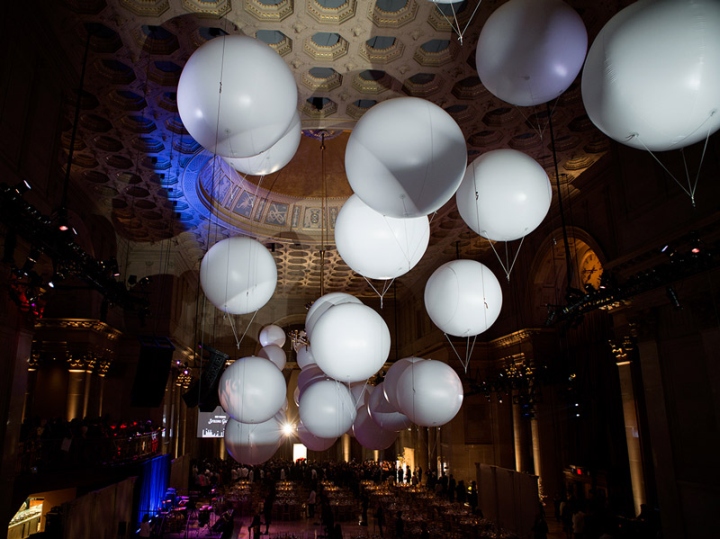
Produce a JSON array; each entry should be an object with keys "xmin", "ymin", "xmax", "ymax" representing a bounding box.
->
[
  {"xmin": 12, "ymin": 180, "xmax": 31, "ymax": 196},
  {"xmin": 666, "ymin": 286, "xmax": 682, "ymax": 310},
  {"xmin": 282, "ymin": 423, "xmax": 295, "ymax": 436},
  {"xmin": 21, "ymin": 249, "xmax": 41, "ymax": 275},
  {"xmin": 689, "ymin": 232, "xmax": 701, "ymax": 254}
]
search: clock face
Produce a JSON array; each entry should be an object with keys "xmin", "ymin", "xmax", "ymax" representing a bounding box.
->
[{"xmin": 580, "ymin": 251, "xmax": 603, "ymax": 289}]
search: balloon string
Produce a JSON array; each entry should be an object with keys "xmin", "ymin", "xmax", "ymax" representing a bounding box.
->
[
  {"xmin": 362, "ymin": 276, "xmax": 396, "ymax": 308},
  {"xmin": 444, "ymin": 333, "xmax": 476, "ymax": 373},
  {"xmin": 459, "ymin": 0, "xmax": 484, "ymax": 43},
  {"xmin": 634, "ymin": 136, "xmax": 696, "ymax": 205},
  {"xmin": 226, "ymin": 308, "xmax": 259, "ymax": 350},
  {"xmin": 433, "ymin": 1, "xmax": 463, "ymax": 44}
]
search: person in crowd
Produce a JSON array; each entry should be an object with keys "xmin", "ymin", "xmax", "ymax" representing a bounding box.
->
[
  {"xmin": 448, "ymin": 474, "xmax": 456, "ymax": 503},
  {"xmin": 138, "ymin": 514, "xmax": 151, "ymax": 538},
  {"xmin": 572, "ymin": 506, "xmax": 586, "ymax": 539},
  {"xmin": 220, "ymin": 510, "xmax": 234, "ymax": 539},
  {"xmin": 419, "ymin": 521, "xmax": 430, "ymax": 539},
  {"xmin": 307, "ymin": 487, "xmax": 317, "ymax": 519},
  {"xmin": 532, "ymin": 513, "xmax": 549, "ymax": 539},
  {"xmin": 248, "ymin": 511, "xmax": 262, "ymax": 539},
  {"xmin": 395, "ymin": 510, "xmax": 405, "ymax": 538},
  {"xmin": 263, "ymin": 491, "xmax": 275, "ymax": 534},
  {"xmin": 375, "ymin": 504, "xmax": 386, "ymax": 538},
  {"xmin": 469, "ymin": 480, "xmax": 479, "ymax": 514},
  {"xmin": 456, "ymin": 479, "xmax": 467, "ymax": 505},
  {"xmin": 332, "ymin": 522, "xmax": 343, "ymax": 539}
]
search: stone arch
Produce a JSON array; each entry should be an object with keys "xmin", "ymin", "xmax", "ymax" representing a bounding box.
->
[{"xmin": 524, "ymin": 227, "xmax": 606, "ymax": 328}]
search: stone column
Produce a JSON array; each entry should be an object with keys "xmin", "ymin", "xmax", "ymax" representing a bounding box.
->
[
  {"xmin": 610, "ymin": 336, "xmax": 646, "ymax": 516},
  {"xmin": 531, "ymin": 417, "xmax": 541, "ymax": 478},
  {"xmin": 66, "ymin": 356, "xmax": 87, "ymax": 421},
  {"xmin": 81, "ymin": 355, "xmax": 97, "ymax": 418},
  {"xmin": 97, "ymin": 359, "xmax": 111, "ymax": 417},
  {"xmin": 512, "ymin": 394, "xmax": 531, "ymax": 472},
  {"xmin": 341, "ymin": 433, "xmax": 351, "ymax": 462}
]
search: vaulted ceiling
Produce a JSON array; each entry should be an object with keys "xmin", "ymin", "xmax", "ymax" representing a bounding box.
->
[{"xmin": 47, "ymin": 0, "xmax": 618, "ymax": 300}]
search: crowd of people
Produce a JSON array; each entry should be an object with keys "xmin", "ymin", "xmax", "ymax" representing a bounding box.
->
[
  {"xmin": 18, "ymin": 414, "xmax": 163, "ymax": 472},
  {"xmin": 178, "ymin": 457, "xmax": 661, "ymax": 539}
]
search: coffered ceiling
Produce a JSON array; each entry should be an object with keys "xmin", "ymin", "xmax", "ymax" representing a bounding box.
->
[{"xmin": 45, "ymin": 0, "xmax": 618, "ymax": 300}]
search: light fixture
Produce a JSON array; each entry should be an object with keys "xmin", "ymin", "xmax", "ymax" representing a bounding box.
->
[
  {"xmin": 21, "ymin": 249, "xmax": 41, "ymax": 275},
  {"xmin": 12, "ymin": 180, "xmax": 31, "ymax": 196},
  {"xmin": 666, "ymin": 285, "xmax": 682, "ymax": 310}
]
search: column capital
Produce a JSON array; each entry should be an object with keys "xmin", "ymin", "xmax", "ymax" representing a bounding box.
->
[{"xmin": 610, "ymin": 332, "xmax": 636, "ymax": 366}]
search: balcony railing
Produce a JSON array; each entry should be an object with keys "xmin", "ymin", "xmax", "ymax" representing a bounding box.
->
[{"xmin": 16, "ymin": 430, "xmax": 163, "ymax": 474}]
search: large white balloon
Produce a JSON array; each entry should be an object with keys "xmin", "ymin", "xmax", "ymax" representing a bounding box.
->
[
  {"xmin": 383, "ymin": 357, "xmax": 423, "ymax": 411},
  {"xmin": 259, "ymin": 324, "xmax": 286, "ymax": 348},
  {"xmin": 424, "ymin": 260, "xmax": 503, "ymax": 337},
  {"xmin": 476, "ymin": 0, "xmax": 587, "ymax": 107},
  {"xmin": 218, "ymin": 356, "xmax": 287, "ymax": 424},
  {"xmin": 368, "ymin": 381, "xmax": 412, "ymax": 432},
  {"xmin": 223, "ymin": 113, "xmax": 302, "ymax": 175},
  {"xmin": 297, "ymin": 421, "xmax": 338, "ymax": 452},
  {"xmin": 353, "ymin": 402, "xmax": 398, "ymax": 451},
  {"xmin": 395, "ymin": 359, "xmax": 464, "ymax": 427},
  {"xmin": 258, "ymin": 344, "xmax": 287, "ymax": 370},
  {"xmin": 335, "ymin": 195, "xmax": 430, "ymax": 280},
  {"xmin": 345, "ymin": 97, "xmax": 467, "ymax": 218},
  {"xmin": 311, "ymin": 303, "xmax": 391, "ymax": 383},
  {"xmin": 200, "ymin": 236, "xmax": 277, "ymax": 315},
  {"xmin": 582, "ymin": 0, "xmax": 720, "ymax": 151},
  {"xmin": 296, "ymin": 345, "xmax": 316, "ymax": 369},
  {"xmin": 298, "ymin": 379, "xmax": 356, "ymax": 439},
  {"xmin": 305, "ymin": 293, "xmax": 362, "ymax": 343},
  {"xmin": 177, "ymin": 35, "xmax": 297, "ymax": 158},
  {"xmin": 456, "ymin": 150, "xmax": 552, "ymax": 242},
  {"xmin": 225, "ymin": 417, "xmax": 282, "ymax": 465}
]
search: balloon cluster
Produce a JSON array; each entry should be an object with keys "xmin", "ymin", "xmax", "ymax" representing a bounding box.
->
[
  {"xmin": 294, "ymin": 294, "xmax": 465, "ymax": 452},
  {"xmin": 222, "ymin": 324, "xmax": 288, "ymax": 465},
  {"xmin": 220, "ymin": 297, "xmax": 466, "ymax": 463}
]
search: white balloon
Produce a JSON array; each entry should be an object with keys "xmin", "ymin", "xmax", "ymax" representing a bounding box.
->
[
  {"xmin": 177, "ymin": 35, "xmax": 297, "ymax": 158},
  {"xmin": 582, "ymin": 0, "xmax": 720, "ymax": 151},
  {"xmin": 345, "ymin": 97, "xmax": 467, "ymax": 218},
  {"xmin": 259, "ymin": 324, "xmax": 286, "ymax": 347},
  {"xmin": 223, "ymin": 113, "xmax": 302, "ymax": 175},
  {"xmin": 200, "ymin": 236, "xmax": 277, "ymax": 315},
  {"xmin": 456, "ymin": 150, "xmax": 552, "ymax": 242},
  {"xmin": 476, "ymin": 0, "xmax": 587, "ymax": 107},
  {"xmin": 424, "ymin": 260, "xmax": 503, "ymax": 337},
  {"xmin": 395, "ymin": 359, "xmax": 464, "ymax": 427},
  {"xmin": 296, "ymin": 345, "xmax": 316, "ymax": 369},
  {"xmin": 383, "ymin": 357, "xmax": 423, "ymax": 412},
  {"xmin": 305, "ymin": 292, "xmax": 362, "ymax": 343},
  {"xmin": 353, "ymin": 402, "xmax": 398, "ymax": 451},
  {"xmin": 298, "ymin": 379, "xmax": 357, "ymax": 439},
  {"xmin": 297, "ymin": 421, "xmax": 337, "ymax": 452},
  {"xmin": 368, "ymin": 381, "xmax": 412, "ymax": 432},
  {"xmin": 258, "ymin": 344, "xmax": 287, "ymax": 370},
  {"xmin": 335, "ymin": 195, "xmax": 430, "ymax": 280},
  {"xmin": 224, "ymin": 417, "xmax": 282, "ymax": 465},
  {"xmin": 297, "ymin": 364, "xmax": 329, "ymax": 400},
  {"xmin": 311, "ymin": 303, "xmax": 391, "ymax": 383},
  {"xmin": 350, "ymin": 381, "xmax": 374, "ymax": 410},
  {"xmin": 218, "ymin": 356, "xmax": 287, "ymax": 424}
]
